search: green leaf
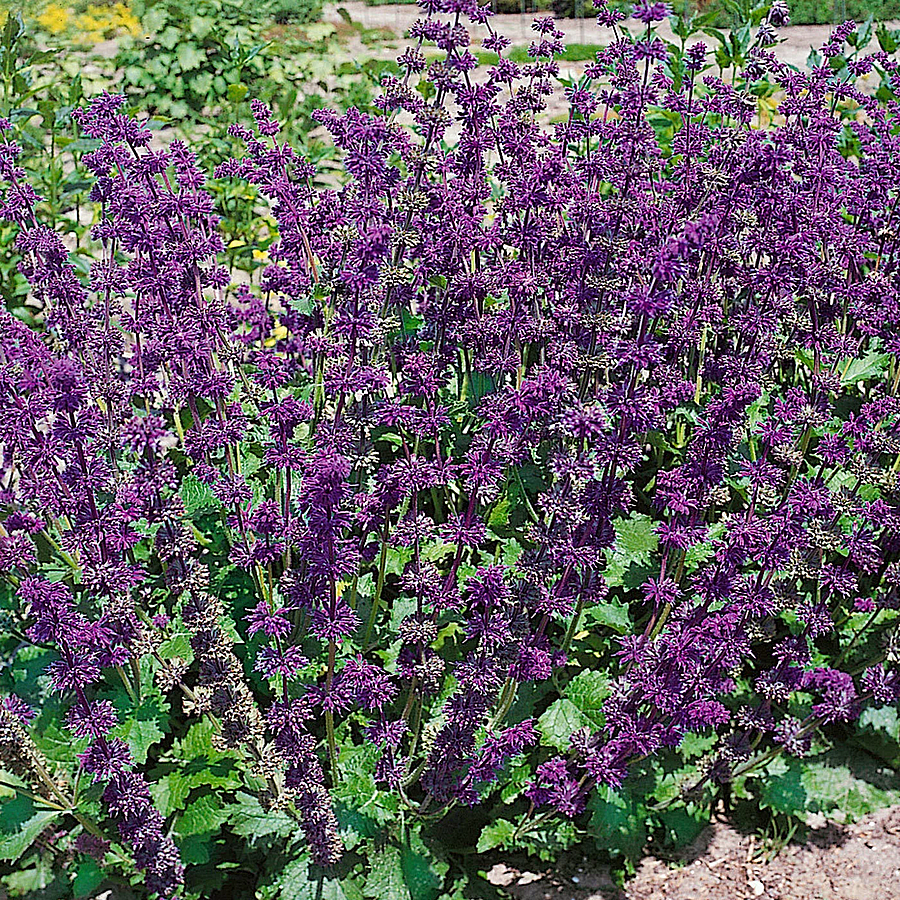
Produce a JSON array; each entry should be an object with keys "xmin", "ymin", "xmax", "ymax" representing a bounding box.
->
[
  {"xmin": 73, "ymin": 859, "xmax": 104, "ymax": 898},
  {"xmin": 858, "ymin": 704, "xmax": 900, "ymax": 739},
  {"xmin": 679, "ymin": 731, "xmax": 717, "ymax": 759},
  {"xmin": 603, "ymin": 513, "xmax": 658, "ymax": 589},
  {"xmin": 176, "ymin": 793, "xmax": 228, "ymax": 839},
  {"xmin": 587, "ymin": 784, "xmax": 647, "ymax": 860},
  {"xmin": 278, "ymin": 859, "xmax": 350, "ymax": 900},
  {"xmin": 615, "ymin": 512, "xmax": 658, "ymax": 554},
  {"xmin": 111, "ymin": 696, "xmax": 167, "ymax": 765},
  {"xmin": 181, "ymin": 473, "xmax": 221, "ymax": 515},
  {"xmin": 152, "ymin": 759, "xmax": 239, "ymax": 817},
  {"xmin": 656, "ymin": 804, "xmax": 709, "ymax": 850},
  {"xmin": 227, "ymin": 82, "xmax": 249, "ymax": 102},
  {"xmin": 801, "ymin": 746, "xmax": 900, "ymax": 821},
  {"xmin": 152, "ymin": 772, "xmax": 193, "ymax": 818},
  {"xmin": 583, "ymin": 600, "xmax": 631, "ymax": 634},
  {"xmin": 158, "ymin": 25, "xmax": 182, "ymax": 50},
  {"xmin": 228, "ymin": 792, "xmax": 295, "ymax": 841},
  {"xmin": 538, "ymin": 698, "xmax": 589, "ymax": 751},
  {"xmin": 487, "ymin": 495, "xmax": 510, "ymax": 531},
  {"xmin": 189, "ymin": 15, "xmax": 214, "ymax": 39},
  {"xmin": 176, "ymin": 43, "xmax": 206, "ymax": 71},
  {"xmin": 855, "ymin": 705, "xmax": 900, "ymax": 767},
  {"xmin": 476, "ymin": 819, "xmax": 516, "ymax": 853},
  {"xmin": 840, "ymin": 351, "xmax": 890, "ymax": 386},
  {"xmin": 564, "ymin": 670, "xmax": 611, "ymax": 725},
  {"xmin": 401, "ymin": 837, "xmax": 447, "ymax": 900},
  {"xmin": 0, "ymin": 807, "xmax": 58, "ymax": 862},
  {"xmin": 364, "ymin": 846, "xmax": 406, "ymax": 899},
  {"xmin": 170, "ymin": 719, "xmax": 221, "ymax": 760},
  {"xmin": 502, "ymin": 538, "xmax": 524, "ymax": 568},
  {"xmin": 759, "ymin": 757, "xmax": 807, "ymax": 815}
]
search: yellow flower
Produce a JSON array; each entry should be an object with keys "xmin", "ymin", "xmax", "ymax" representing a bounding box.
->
[
  {"xmin": 36, "ymin": 3, "xmax": 70, "ymax": 33},
  {"xmin": 73, "ymin": 3, "xmax": 141, "ymax": 40}
]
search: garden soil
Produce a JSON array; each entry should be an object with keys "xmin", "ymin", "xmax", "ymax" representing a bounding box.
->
[{"xmin": 485, "ymin": 804, "xmax": 900, "ymax": 899}]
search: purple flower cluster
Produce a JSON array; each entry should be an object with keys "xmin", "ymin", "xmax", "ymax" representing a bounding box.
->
[{"xmin": 2, "ymin": 0, "xmax": 900, "ymax": 882}]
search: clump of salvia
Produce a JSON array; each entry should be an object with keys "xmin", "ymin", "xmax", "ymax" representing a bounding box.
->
[{"xmin": 1, "ymin": 0, "xmax": 900, "ymax": 893}]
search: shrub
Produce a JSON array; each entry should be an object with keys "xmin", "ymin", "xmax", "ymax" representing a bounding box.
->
[
  {"xmin": 1, "ymin": 1, "xmax": 900, "ymax": 898},
  {"xmin": 115, "ymin": 0, "xmax": 326, "ymax": 121}
]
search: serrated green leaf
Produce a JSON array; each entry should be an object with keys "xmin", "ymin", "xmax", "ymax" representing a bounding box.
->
[
  {"xmin": 519, "ymin": 819, "xmax": 579, "ymax": 861},
  {"xmin": 759, "ymin": 757, "xmax": 807, "ymax": 815},
  {"xmin": 538, "ymin": 698, "xmax": 589, "ymax": 751},
  {"xmin": 502, "ymin": 538, "xmax": 524, "ymax": 568},
  {"xmin": 564, "ymin": 670, "xmax": 611, "ymax": 725},
  {"xmin": 73, "ymin": 859, "xmax": 104, "ymax": 898},
  {"xmin": 228, "ymin": 792, "xmax": 295, "ymax": 841},
  {"xmin": 603, "ymin": 513, "xmax": 658, "ymax": 588},
  {"xmin": 158, "ymin": 25, "xmax": 182, "ymax": 50},
  {"xmin": 111, "ymin": 696, "xmax": 167, "ymax": 765},
  {"xmin": 181, "ymin": 473, "xmax": 220, "ymax": 515},
  {"xmin": 176, "ymin": 43, "xmax": 206, "ymax": 71},
  {"xmin": 679, "ymin": 731, "xmax": 717, "ymax": 759},
  {"xmin": 801, "ymin": 746, "xmax": 900, "ymax": 821},
  {"xmin": 189, "ymin": 15, "xmax": 214, "ymax": 39},
  {"xmin": 157, "ymin": 631, "xmax": 193, "ymax": 663},
  {"xmin": 615, "ymin": 513, "xmax": 658, "ymax": 554},
  {"xmin": 656, "ymin": 804, "xmax": 709, "ymax": 850},
  {"xmin": 0, "ymin": 807, "xmax": 58, "ymax": 862},
  {"xmin": 487, "ymin": 495, "xmax": 510, "ymax": 531},
  {"xmin": 363, "ymin": 846, "xmax": 406, "ymax": 899},
  {"xmin": 476, "ymin": 819, "xmax": 515, "ymax": 853},
  {"xmin": 855, "ymin": 705, "xmax": 900, "ymax": 767},
  {"xmin": 170, "ymin": 719, "xmax": 224, "ymax": 762},
  {"xmin": 858, "ymin": 704, "xmax": 900, "ymax": 740},
  {"xmin": 176, "ymin": 793, "xmax": 228, "ymax": 839},
  {"xmin": 840, "ymin": 351, "xmax": 890, "ymax": 385},
  {"xmin": 583, "ymin": 600, "xmax": 631, "ymax": 634},
  {"xmin": 401, "ymin": 838, "xmax": 447, "ymax": 900},
  {"xmin": 278, "ymin": 858, "xmax": 349, "ymax": 900},
  {"xmin": 587, "ymin": 784, "xmax": 647, "ymax": 860}
]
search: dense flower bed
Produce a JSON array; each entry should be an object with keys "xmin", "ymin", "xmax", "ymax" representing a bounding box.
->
[{"xmin": 1, "ymin": 1, "xmax": 900, "ymax": 897}]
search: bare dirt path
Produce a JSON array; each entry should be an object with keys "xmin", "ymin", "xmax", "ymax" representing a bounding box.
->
[
  {"xmin": 326, "ymin": 1, "xmax": 899, "ymax": 72},
  {"xmin": 484, "ymin": 804, "xmax": 900, "ymax": 900}
]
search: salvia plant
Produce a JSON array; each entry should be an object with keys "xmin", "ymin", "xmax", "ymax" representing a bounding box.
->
[{"xmin": 1, "ymin": 0, "xmax": 900, "ymax": 897}]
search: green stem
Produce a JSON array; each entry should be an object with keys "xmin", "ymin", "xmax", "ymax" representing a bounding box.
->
[{"xmin": 364, "ymin": 521, "xmax": 390, "ymax": 648}]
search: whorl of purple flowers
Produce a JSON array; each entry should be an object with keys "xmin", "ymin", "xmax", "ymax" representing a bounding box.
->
[{"xmin": 1, "ymin": 0, "xmax": 900, "ymax": 889}]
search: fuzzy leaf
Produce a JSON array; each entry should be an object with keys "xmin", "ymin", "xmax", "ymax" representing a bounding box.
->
[
  {"xmin": 363, "ymin": 846, "xmax": 406, "ymax": 899},
  {"xmin": 840, "ymin": 351, "xmax": 890, "ymax": 385},
  {"xmin": 759, "ymin": 757, "xmax": 807, "ymax": 815},
  {"xmin": 181, "ymin": 473, "xmax": 220, "ymax": 515},
  {"xmin": 603, "ymin": 514, "xmax": 658, "ymax": 588},
  {"xmin": 176, "ymin": 793, "xmax": 228, "ymax": 839},
  {"xmin": 228, "ymin": 792, "xmax": 296, "ymax": 842},
  {"xmin": 476, "ymin": 819, "xmax": 516, "ymax": 853},
  {"xmin": 538, "ymin": 698, "xmax": 589, "ymax": 751},
  {"xmin": 587, "ymin": 784, "xmax": 648, "ymax": 860},
  {"xmin": 73, "ymin": 859, "xmax": 104, "ymax": 898},
  {"xmin": 111, "ymin": 697, "xmax": 167, "ymax": 765},
  {"xmin": 583, "ymin": 600, "xmax": 631, "ymax": 634},
  {"xmin": 801, "ymin": 747, "xmax": 900, "ymax": 820},
  {"xmin": 564, "ymin": 670, "xmax": 611, "ymax": 725},
  {"xmin": 0, "ymin": 806, "xmax": 58, "ymax": 862},
  {"xmin": 401, "ymin": 836, "xmax": 447, "ymax": 900}
]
